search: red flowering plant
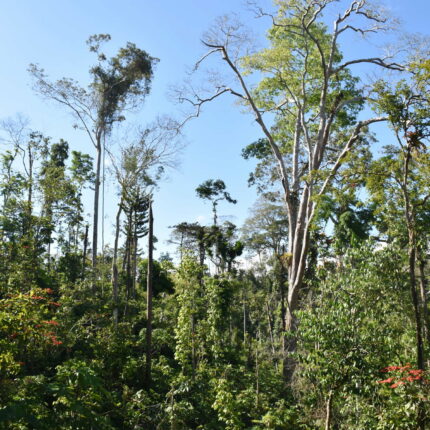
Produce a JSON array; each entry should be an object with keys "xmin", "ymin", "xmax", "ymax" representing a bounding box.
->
[
  {"xmin": 377, "ymin": 364, "xmax": 428, "ymax": 390},
  {"xmin": 375, "ymin": 363, "xmax": 430, "ymax": 426},
  {"xmin": 0, "ymin": 288, "xmax": 63, "ymax": 377}
]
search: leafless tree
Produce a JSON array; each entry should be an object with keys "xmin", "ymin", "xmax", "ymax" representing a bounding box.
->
[{"xmin": 109, "ymin": 118, "xmax": 183, "ymax": 325}]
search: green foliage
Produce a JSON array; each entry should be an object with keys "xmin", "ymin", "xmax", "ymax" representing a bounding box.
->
[
  {"xmin": 2, "ymin": 3, "xmax": 430, "ymax": 429},
  {"xmin": 139, "ymin": 258, "xmax": 175, "ymax": 296},
  {"xmin": 296, "ymin": 243, "xmax": 422, "ymax": 428}
]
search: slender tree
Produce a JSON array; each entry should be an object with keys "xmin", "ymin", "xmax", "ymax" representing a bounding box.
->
[
  {"xmin": 145, "ymin": 200, "xmax": 154, "ymax": 387},
  {"xmin": 30, "ymin": 34, "xmax": 157, "ymax": 269}
]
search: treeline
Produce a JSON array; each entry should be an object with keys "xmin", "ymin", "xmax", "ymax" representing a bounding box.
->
[{"xmin": 1, "ymin": 0, "xmax": 430, "ymax": 429}]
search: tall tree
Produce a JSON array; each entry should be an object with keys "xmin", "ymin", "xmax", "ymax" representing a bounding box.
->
[
  {"xmin": 367, "ymin": 76, "xmax": 430, "ymax": 429},
  {"xmin": 30, "ymin": 34, "xmax": 157, "ymax": 268},
  {"xmin": 369, "ymin": 79, "xmax": 430, "ymax": 360},
  {"xmin": 181, "ymin": 0, "xmax": 405, "ymax": 371},
  {"xmin": 145, "ymin": 200, "xmax": 154, "ymax": 387}
]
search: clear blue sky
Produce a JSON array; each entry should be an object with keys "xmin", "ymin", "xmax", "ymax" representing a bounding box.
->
[{"xmin": 0, "ymin": 0, "xmax": 428, "ymax": 258}]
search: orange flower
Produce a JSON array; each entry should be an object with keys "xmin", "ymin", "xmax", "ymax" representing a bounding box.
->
[
  {"xmin": 377, "ymin": 378, "xmax": 394, "ymax": 384},
  {"xmin": 408, "ymin": 369, "xmax": 423, "ymax": 376},
  {"xmin": 390, "ymin": 382, "xmax": 404, "ymax": 389}
]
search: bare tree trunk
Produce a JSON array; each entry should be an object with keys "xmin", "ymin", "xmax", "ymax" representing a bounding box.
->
[
  {"xmin": 243, "ymin": 290, "xmax": 247, "ymax": 344},
  {"xmin": 145, "ymin": 201, "xmax": 154, "ymax": 387},
  {"xmin": 82, "ymin": 224, "xmax": 89, "ymax": 279},
  {"xmin": 278, "ymin": 255, "xmax": 289, "ymax": 379},
  {"xmin": 125, "ymin": 213, "xmax": 133, "ymax": 305},
  {"xmin": 27, "ymin": 142, "xmax": 33, "ymax": 219},
  {"xmin": 265, "ymin": 300, "xmax": 276, "ymax": 357},
  {"xmin": 191, "ymin": 312, "xmax": 196, "ymax": 378},
  {"xmin": 112, "ymin": 204, "xmax": 122, "ymax": 326},
  {"xmin": 408, "ymin": 234, "xmax": 424, "ymax": 370},
  {"xmin": 418, "ymin": 255, "xmax": 430, "ymax": 351},
  {"xmin": 255, "ymin": 328, "xmax": 260, "ymax": 409},
  {"xmin": 122, "ymin": 237, "xmax": 128, "ymax": 272},
  {"xmin": 132, "ymin": 220, "xmax": 138, "ymax": 299},
  {"xmin": 92, "ymin": 137, "xmax": 102, "ymax": 269},
  {"xmin": 325, "ymin": 390, "xmax": 333, "ymax": 430},
  {"xmin": 47, "ymin": 241, "xmax": 51, "ymax": 272}
]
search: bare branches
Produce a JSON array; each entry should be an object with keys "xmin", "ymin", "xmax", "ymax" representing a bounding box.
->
[
  {"xmin": 174, "ymin": 85, "xmax": 236, "ymax": 128},
  {"xmin": 193, "ymin": 48, "xmax": 223, "ymax": 71},
  {"xmin": 109, "ymin": 116, "xmax": 183, "ymax": 193},
  {"xmin": 333, "ymin": 57, "xmax": 404, "ymax": 74},
  {"xmin": 202, "ymin": 14, "xmax": 255, "ymax": 60},
  {"xmin": 0, "ymin": 114, "xmax": 32, "ymax": 176},
  {"xmin": 28, "ymin": 64, "xmax": 97, "ymax": 148},
  {"xmin": 0, "ymin": 114, "xmax": 30, "ymax": 150}
]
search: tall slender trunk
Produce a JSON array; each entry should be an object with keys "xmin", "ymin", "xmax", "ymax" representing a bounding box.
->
[
  {"xmin": 191, "ymin": 312, "xmax": 196, "ymax": 378},
  {"xmin": 27, "ymin": 143, "xmax": 33, "ymax": 220},
  {"xmin": 132, "ymin": 219, "xmax": 138, "ymax": 299},
  {"xmin": 243, "ymin": 289, "xmax": 247, "ymax": 344},
  {"xmin": 47, "ymin": 241, "xmax": 51, "ymax": 272},
  {"xmin": 279, "ymin": 261, "xmax": 288, "ymax": 378},
  {"xmin": 82, "ymin": 224, "xmax": 89, "ymax": 279},
  {"xmin": 418, "ymin": 256, "xmax": 430, "ymax": 351},
  {"xmin": 255, "ymin": 328, "xmax": 260, "ymax": 409},
  {"xmin": 125, "ymin": 213, "xmax": 133, "ymax": 304},
  {"xmin": 265, "ymin": 300, "xmax": 276, "ymax": 357},
  {"xmin": 325, "ymin": 390, "xmax": 333, "ymax": 430},
  {"xmin": 408, "ymin": 231, "xmax": 424, "ymax": 370},
  {"xmin": 145, "ymin": 201, "xmax": 154, "ymax": 387},
  {"xmin": 92, "ymin": 136, "xmax": 102, "ymax": 269},
  {"xmin": 46, "ymin": 206, "xmax": 53, "ymax": 270},
  {"xmin": 112, "ymin": 203, "xmax": 122, "ymax": 326}
]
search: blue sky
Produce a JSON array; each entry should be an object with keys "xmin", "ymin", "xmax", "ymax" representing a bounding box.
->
[{"xmin": 0, "ymin": 0, "xmax": 428, "ymax": 258}]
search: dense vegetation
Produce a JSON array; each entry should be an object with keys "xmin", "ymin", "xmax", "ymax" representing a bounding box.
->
[{"xmin": 2, "ymin": 0, "xmax": 430, "ymax": 428}]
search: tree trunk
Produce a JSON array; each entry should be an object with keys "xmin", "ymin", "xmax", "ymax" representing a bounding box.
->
[
  {"xmin": 132, "ymin": 220, "xmax": 138, "ymax": 299},
  {"xmin": 92, "ymin": 137, "xmax": 102, "ymax": 269},
  {"xmin": 27, "ymin": 142, "xmax": 33, "ymax": 220},
  {"xmin": 191, "ymin": 312, "xmax": 196, "ymax": 378},
  {"xmin": 408, "ymin": 234, "xmax": 425, "ymax": 370},
  {"xmin": 255, "ymin": 328, "xmax": 260, "ymax": 409},
  {"xmin": 124, "ymin": 213, "xmax": 133, "ymax": 307},
  {"xmin": 418, "ymin": 255, "xmax": 430, "ymax": 352},
  {"xmin": 82, "ymin": 224, "xmax": 89, "ymax": 279},
  {"xmin": 325, "ymin": 390, "xmax": 333, "ymax": 430},
  {"xmin": 145, "ymin": 201, "xmax": 154, "ymax": 387},
  {"xmin": 265, "ymin": 300, "xmax": 276, "ymax": 357},
  {"xmin": 243, "ymin": 289, "xmax": 247, "ymax": 344},
  {"xmin": 279, "ymin": 262, "xmax": 288, "ymax": 379},
  {"xmin": 112, "ymin": 204, "xmax": 122, "ymax": 326}
]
